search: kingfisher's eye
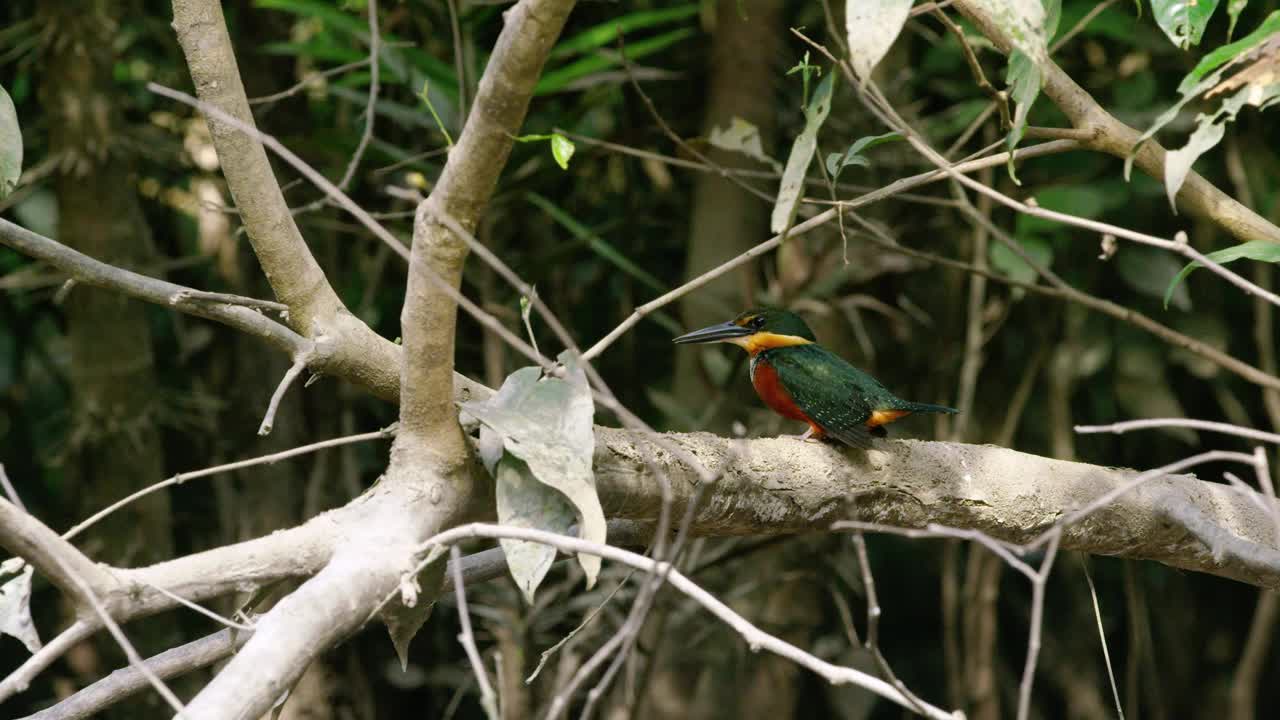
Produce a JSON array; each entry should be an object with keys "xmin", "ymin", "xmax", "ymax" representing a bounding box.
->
[{"xmin": 751, "ymin": 316, "xmax": 766, "ymax": 329}]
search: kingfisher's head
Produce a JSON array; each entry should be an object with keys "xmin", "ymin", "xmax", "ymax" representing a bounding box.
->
[{"xmin": 672, "ymin": 308, "xmax": 816, "ymax": 354}]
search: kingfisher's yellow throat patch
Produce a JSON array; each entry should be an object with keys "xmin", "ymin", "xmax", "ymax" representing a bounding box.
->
[{"xmin": 728, "ymin": 332, "xmax": 813, "ymax": 354}]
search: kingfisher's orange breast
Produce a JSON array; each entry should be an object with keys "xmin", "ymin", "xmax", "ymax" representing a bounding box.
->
[{"xmin": 750, "ymin": 357, "xmax": 811, "ymax": 423}]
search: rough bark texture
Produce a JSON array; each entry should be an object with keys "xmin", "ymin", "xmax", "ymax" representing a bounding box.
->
[
  {"xmin": 39, "ymin": 0, "xmax": 171, "ymax": 564},
  {"xmin": 593, "ymin": 430, "xmax": 1280, "ymax": 587}
]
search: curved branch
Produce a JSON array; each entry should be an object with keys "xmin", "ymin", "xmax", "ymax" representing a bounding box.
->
[{"xmin": 953, "ymin": 0, "xmax": 1280, "ymax": 245}]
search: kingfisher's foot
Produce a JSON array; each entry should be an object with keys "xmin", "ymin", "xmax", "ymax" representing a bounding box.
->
[{"xmin": 785, "ymin": 427, "xmax": 826, "ymax": 443}]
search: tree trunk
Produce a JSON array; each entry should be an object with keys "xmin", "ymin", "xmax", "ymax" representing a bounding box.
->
[
  {"xmin": 38, "ymin": 0, "xmax": 171, "ymax": 565},
  {"xmin": 673, "ymin": 0, "xmax": 784, "ymax": 425}
]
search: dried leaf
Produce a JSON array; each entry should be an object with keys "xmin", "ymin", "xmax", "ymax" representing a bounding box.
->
[
  {"xmin": 0, "ymin": 84, "xmax": 20, "ymax": 200},
  {"xmin": 771, "ymin": 72, "xmax": 836, "ymax": 237},
  {"xmin": 0, "ymin": 560, "xmax": 41, "ymax": 655},
  {"xmin": 462, "ymin": 352, "xmax": 604, "ymax": 589},
  {"xmin": 382, "ymin": 546, "xmax": 446, "ymax": 671},
  {"xmin": 845, "ymin": 0, "xmax": 913, "ymax": 82},
  {"xmin": 708, "ymin": 117, "xmax": 781, "ymax": 172},
  {"xmin": 494, "ymin": 454, "xmax": 576, "ymax": 604}
]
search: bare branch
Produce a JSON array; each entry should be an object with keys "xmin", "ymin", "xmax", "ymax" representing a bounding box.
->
[
  {"xmin": 418, "ymin": 523, "xmax": 958, "ymax": 719},
  {"xmin": 1077, "ymin": 418, "xmax": 1280, "ymax": 446},
  {"xmin": 451, "ymin": 545, "xmax": 499, "ymax": 719},
  {"xmin": 258, "ymin": 352, "xmax": 310, "ymax": 436},
  {"xmin": 581, "ymin": 139, "xmax": 1082, "ymax": 362},
  {"xmin": 171, "ymin": 0, "xmax": 350, "ymax": 328},
  {"xmin": 0, "ymin": 218, "xmax": 306, "ymax": 357}
]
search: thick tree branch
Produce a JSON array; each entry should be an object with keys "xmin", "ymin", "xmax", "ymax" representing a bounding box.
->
[
  {"xmin": 171, "ymin": 0, "xmax": 344, "ymax": 326},
  {"xmin": 953, "ymin": 0, "xmax": 1280, "ymax": 245},
  {"xmin": 401, "ymin": 0, "xmax": 577, "ymax": 446},
  {"xmin": 169, "ymin": 0, "xmax": 410, "ymax": 405},
  {"xmin": 592, "ymin": 432, "xmax": 1280, "ymax": 588}
]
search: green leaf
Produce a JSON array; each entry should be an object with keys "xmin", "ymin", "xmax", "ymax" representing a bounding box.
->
[
  {"xmin": 1182, "ymin": 11, "xmax": 1280, "ymax": 88},
  {"xmin": 845, "ymin": 0, "xmax": 914, "ymax": 82},
  {"xmin": 0, "ymin": 559, "xmax": 41, "ymax": 655},
  {"xmin": 1162, "ymin": 118, "xmax": 1226, "ymax": 210},
  {"xmin": 1163, "ymin": 240, "xmax": 1280, "ymax": 308},
  {"xmin": 535, "ymin": 27, "xmax": 697, "ymax": 95},
  {"xmin": 1152, "ymin": 0, "xmax": 1222, "ymax": 49},
  {"xmin": 989, "ymin": 235, "xmax": 1053, "ymax": 285},
  {"xmin": 771, "ymin": 72, "xmax": 836, "ymax": 237},
  {"xmin": 0, "ymin": 84, "xmax": 21, "ymax": 200},
  {"xmin": 971, "ymin": 0, "xmax": 1049, "ymax": 61},
  {"xmin": 1002, "ymin": 0, "xmax": 1060, "ymax": 183},
  {"xmin": 1128, "ymin": 12, "xmax": 1280, "ymax": 197},
  {"xmin": 709, "ymin": 117, "xmax": 782, "ymax": 172},
  {"xmin": 550, "ymin": 5, "xmax": 699, "ymax": 59},
  {"xmin": 1117, "ymin": 245, "xmax": 1192, "ymax": 310},
  {"xmin": 824, "ymin": 131, "xmax": 903, "ymax": 180},
  {"xmin": 1016, "ymin": 186, "xmax": 1107, "ymax": 234},
  {"xmin": 526, "ymin": 192, "xmax": 667, "ymax": 295},
  {"xmin": 1228, "ymin": 0, "xmax": 1249, "ymax": 38},
  {"xmin": 550, "ymin": 133, "xmax": 575, "ymax": 170},
  {"xmin": 461, "ymin": 352, "xmax": 605, "ymax": 590},
  {"xmin": 1004, "ymin": 51, "xmax": 1040, "ymax": 185}
]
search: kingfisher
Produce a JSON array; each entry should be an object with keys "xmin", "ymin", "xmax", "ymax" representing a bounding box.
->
[{"xmin": 673, "ymin": 308, "xmax": 957, "ymax": 448}]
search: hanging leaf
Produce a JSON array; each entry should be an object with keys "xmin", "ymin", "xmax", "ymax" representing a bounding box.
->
[
  {"xmin": 824, "ymin": 131, "xmax": 903, "ymax": 180},
  {"xmin": 708, "ymin": 117, "xmax": 782, "ymax": 172},
  {"xmin": 0, "ymin": 559, "xmax": 41, "ymax": 655},
  {"xmin": 493, "ymin": 454, "xmax": 577, "ymax": 604},
  {"xmin": 1163, "ymin": 240, "xmax": 1280, "ymax": 308},
  {"xmin": 1003, "ymin": 0, "xmax": 1061, "ymax": 184},
  {"xmin": 845, "ymin": 0, "xmax": 914, "ymax": 82},
  {"xmin": 771, "ymin": 72, "xmax": 836, "ymax": 238},
  {"xmin": 462, "ymin": 352, "xmax": 604, "ymax": 593},
  {"xmin": 1228, "ymin": 0, "xmax": 1249, "ymax": 38},
  {"xmin": 1152, "ymin": 0, "xmax": 1222, "ymax": 49},
  {"xmin": 1162, "ymin": 119, "xmax": 1226, "ymax": 210},
  {"xmin": 1128, "ymin": 12, "xmax": 1280, "ymax": 207},
  {"xmin": 381, "ymin": 546, "xmax": 446, "ymax": 671},
  {"xmin": 972, "ymin": 0, "xmax": 1049, "ymax": 61},
  {"xmin": 550, "ymin": 133, "xmax": 575, "ymax": 170},
  {"xmin": 0, "ymin": 84, "xmax": 21, "ymax": 200}
]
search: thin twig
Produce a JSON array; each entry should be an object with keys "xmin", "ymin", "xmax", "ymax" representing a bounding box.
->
[
  {"xmin": 414, "ymin": 524, "xmax": 957, "ymax": 719},
  {"xmin": 451, "ymin": 545, "xmax": 499, "ymax": 720},
  {"xmin": 248, "ymin": 58, "xmax": 372, "ymax": 106},
  {"xmin": 259, "ymin": 352, "xmax": 311, "ymax": 436},
  {"xmin": 0, "ymin": 465, "xmax": 25, "ymax": 512},
  {"xmin": 1077, "ymin": 418, "xmax": 1280, "ymax": 446},
  {"xmin": 64, "ymin": 425, "xmax": 396, "ymax": 542},
  {"xmin": 168, "ymin": 288, "xmax": 288, "ymax": 315},
  {"xmin": 1017, "ymin": 530, "xmax": 1061, "ymax": 720},
  {"xmin": 1080, "ymin": 556, "xmax": 1125, "ymax": 720},
  {"xmin": 850, "ymin": 533, "xmax": 932, "ymax": 715},
  {"xmin": 48, "ymin": 554, "xmax": 189, "ymax": 717},
  {"xmin": 579, "ymin": 139, "xmax": 1081, "ymax": 362}
]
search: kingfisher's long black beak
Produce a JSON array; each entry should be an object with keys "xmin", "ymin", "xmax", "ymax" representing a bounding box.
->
[{"xmin": 672, "ymin": 321, "xmax": 752, "ymax": 345}]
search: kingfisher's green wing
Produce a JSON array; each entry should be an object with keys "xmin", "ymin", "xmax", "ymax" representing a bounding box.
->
[{"xmin": 765, "ymin": 344, "xmax": 879, "ymax": 449}]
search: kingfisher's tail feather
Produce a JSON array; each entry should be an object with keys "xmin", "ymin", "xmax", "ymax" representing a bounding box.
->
[{"xmin": 901, "ymin": 401, "xmax": 959, "ymax": 415}]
